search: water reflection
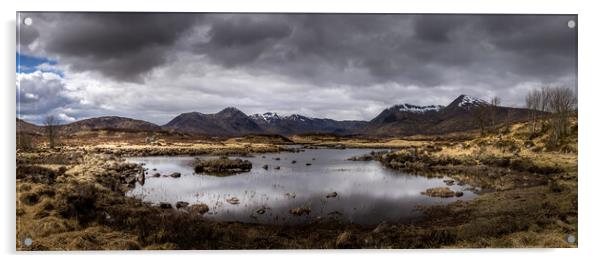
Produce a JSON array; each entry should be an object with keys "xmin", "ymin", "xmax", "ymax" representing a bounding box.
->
[{"xmin": 126, "ymin": 148, "xmax": 475, "ymax": 225}]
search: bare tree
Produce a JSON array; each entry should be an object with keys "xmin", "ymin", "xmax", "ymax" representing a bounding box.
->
[
  {"xmin": 525, "ymin": 90, "xmax": 540, "ymax": 135},
  {"xmin": 473, "ymin": 103, "xmax": 489, "ymax": 135},
  {"xmin": 547, "ymin": 86, "xmax": 577, "ymax": 143},
  {"xmin": 489, "ymin": 96, "xmax": 501, "ymax": 130},
  {"xmin": 45, "ymin": 115, "xmax": 59, "ymax": 149}
]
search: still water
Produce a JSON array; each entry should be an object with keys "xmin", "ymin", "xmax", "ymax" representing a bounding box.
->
[{"xmin": 126, "ymin": 148, "xmax": 475, "ymax": 225}]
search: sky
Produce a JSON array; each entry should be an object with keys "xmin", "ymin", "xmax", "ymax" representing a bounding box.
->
[{"xmin": 16, "ymin": 13, "xmax": 577, "ymax": 125}]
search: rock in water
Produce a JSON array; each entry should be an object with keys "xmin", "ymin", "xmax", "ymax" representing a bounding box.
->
[
  {"xmin": 169, "ymin": 172, "xmax": 181, "ymax": 178},
  {"xmin": 226, "ymin": 197, "xmax": 240, "ymax": 205},
  {"xmin": 326, "ymin": 192, "xmax": 338, "ymax": 198},
  {"xmin": 421, "ymin": 187, "xmax": 458, "ymax": 198},
  {"xmin": 289, "ymin": 207, "xmax": 311, "ymax": 216}
]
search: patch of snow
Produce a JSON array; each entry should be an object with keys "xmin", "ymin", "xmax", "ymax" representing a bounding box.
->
[
  {"xmin": 395, "ymin": 104, "xmax": 444, "ymax": 113},
  {"xmin": 251, "ymin": 112, "xmax": 282, "ymax": 123},
  {"xmin": 458, "ymin": 95, "xmax": 486, "ymax": 107}
]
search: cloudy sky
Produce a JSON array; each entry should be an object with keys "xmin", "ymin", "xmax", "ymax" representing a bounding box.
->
[{"xmin": 16, "ymin": 13, "xmax": 577, "ymax": 125}]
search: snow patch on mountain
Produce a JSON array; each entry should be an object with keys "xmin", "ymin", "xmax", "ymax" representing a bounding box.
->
[
  {"xmin": 250, "ymin": 112, "xmax": 282, "ymax": 123},
  {"xmin": 457, "ymin": 95, "xmax": 487, "ymax": 107},
  {"xmin": 393, "ymin": 104, "xmax": 444, "ymax": 113}
]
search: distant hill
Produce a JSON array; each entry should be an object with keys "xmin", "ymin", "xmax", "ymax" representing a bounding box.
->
[
  {"xmin": 16, "ymin": 118, "xmax": 42, "ymax": 135},
  {"xmin": 163, "ymin": 107, "xmax": 264, "ymax": 136},
  {"xmin": 58, "ymin": 116, "xmax": 162, "ymax": 134}
]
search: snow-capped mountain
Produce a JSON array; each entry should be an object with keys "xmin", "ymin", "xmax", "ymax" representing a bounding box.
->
[
  {"xmin": 250, "ymin": 112, "xmax": 366, "ymax": 135},
  {"xmin": 447, "ymin": 94, "xmax": 488, "ymax": 109},
  {"xmin": 363, "ymin": 94, "xmax": 533, "ymax": 136}
]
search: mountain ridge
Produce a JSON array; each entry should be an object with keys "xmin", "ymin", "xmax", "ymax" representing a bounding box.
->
[{"xmin": 17, "ymin": 94, "xmax": 537, "ymax": 137}]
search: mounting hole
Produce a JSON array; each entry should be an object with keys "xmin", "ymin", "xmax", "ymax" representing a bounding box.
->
[
  {"xmin": 23, "ymin": 17, "xmax": 33, "ymax": 26},
  {"xmin": 567, "ymin": 20, "xmax": 576, "ymax": 29},
  {"xmin": 23, "ymin": 237, "xmax": 33, "ymax": 246},
  {"xmin": 567, "ymin": 234, "xmax": 576, "ymax": 243}
]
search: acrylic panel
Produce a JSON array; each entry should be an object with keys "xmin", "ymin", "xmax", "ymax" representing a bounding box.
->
[{"xmin": 16, "ymin": 12, "xmax": 578, "ymax": 250}]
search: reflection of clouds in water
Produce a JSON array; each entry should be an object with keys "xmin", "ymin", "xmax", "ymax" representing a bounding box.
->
[{"xmin": 126, "ymin": 149, "xmax": 475, "ymax": 225}]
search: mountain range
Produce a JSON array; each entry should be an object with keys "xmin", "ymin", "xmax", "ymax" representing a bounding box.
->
[{"xmin": 16, "ymin": 95, "xmax": 536, "ymax": 137}]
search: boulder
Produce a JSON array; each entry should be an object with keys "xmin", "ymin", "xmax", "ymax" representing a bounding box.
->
[
  {"xmin": 169, "ymin": 172, "xmax": 181, "ymax": 178},
  {"xmin": 326, "ymin": 192, "xmax": 338, "ymax": 198},
  {"xmin": 159, "ymin": 202, "xmax": 172, "ymax": 209},
  {"xmin": 175, "ymin": 201, "xmax": 189, "ymax": 209}
]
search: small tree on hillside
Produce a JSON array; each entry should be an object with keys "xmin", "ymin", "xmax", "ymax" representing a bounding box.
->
[
  {"xmin": 45, "ymin": 115, "xmax": 59, "ymax": 149},
  {"xmin": 473, "ymin": 103, "xmax": 489, "ymax": 135},
  {"xmin": 525, "ymin": 89, "xmax": 542, "ymax": 135},
  {"xmin": 489, "ymin": 96, "xmax": 501, "ymax": 130}
]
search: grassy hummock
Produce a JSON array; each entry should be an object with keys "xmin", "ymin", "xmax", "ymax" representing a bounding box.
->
[{"xmin": 192, "ymin": 157, "xmax": 252, "ymax": 176}]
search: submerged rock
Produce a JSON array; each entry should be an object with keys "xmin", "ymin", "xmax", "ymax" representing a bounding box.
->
[
  {"xmin": 152, "ymin": 173, "xmax": 161, "ymax": 177},
  {"xmin": 169, "ymin": 172, "xmax": 181, "ymax": 178},
  {"xmin": 443, "ymin": 179, "xmax": 455, "ymax": 186},
  {"xmin": 256, "ymin": 207, "xmax": 267, "ymax": 214},
  {"xmin": 262, "ymin": 164, "xmax": 269, "ymax": 170},
  {"xmin": 291, "ymin": 160, "xmax": 297, "ymax": 164}
]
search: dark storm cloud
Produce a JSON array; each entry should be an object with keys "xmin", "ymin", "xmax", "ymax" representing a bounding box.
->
[
  {"xmin": 19, "ymin": 13, "xmax": 576, "ymax": 87},
  {"xmin": 192, "ymin": 14, "xmax": 576, "ymax": 88},
  {"xmin": 19, "ymin": 12, "xmax": 199, "ymax": 82},
  {"xmin": 199, "ymin": 16, "xmax": 293, "ymax": 67}
]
